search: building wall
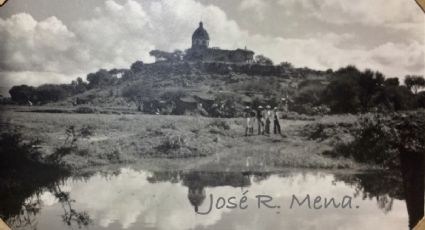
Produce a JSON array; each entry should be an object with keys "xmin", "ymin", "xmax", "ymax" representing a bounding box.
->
[
  {"xmin": 192, "ymin": 39, "xmax": 209, "ymax": 48},
  {"xmin": 185, "ymin": 48, "xmax": 254, "ymax": 64}
]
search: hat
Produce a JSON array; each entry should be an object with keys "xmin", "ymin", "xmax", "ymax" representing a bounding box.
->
[
  {"xmin": 245, "ymin": 106, "xmax": 250, "ymax": 109},
  {"xmin": 258, "ymin": 105, "xmax": 264, "ymax": 109},
  {"xmin": 273, "ymin": 107, "xmax": 278, "ymax": 110},
  {"xmin": 266, "ymin": 105, "xmax": 271, "ymax": 109}
]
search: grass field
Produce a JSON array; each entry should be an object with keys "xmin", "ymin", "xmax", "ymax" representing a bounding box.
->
[{"xmin": 0, "ymin": 107, "xmax": 366, "ymax": 171}]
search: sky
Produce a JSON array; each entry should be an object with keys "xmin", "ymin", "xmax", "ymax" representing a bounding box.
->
[{"xmin": 0, "ymin": 0, "xmax": 424, "ymax": 96}]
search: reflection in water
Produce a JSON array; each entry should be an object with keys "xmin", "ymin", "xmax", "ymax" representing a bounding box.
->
[
  {"xmin": 1, "ymin": 176, "xmax": 93, "ymax": 230},
  {"xmin": 147, "ymin": 171, "xmax": 252, "ymax": 212},
  {"xmin": 400, "ymin": 151, "xmax": 424, "ymax": 229},
  {"xmin": 183, "ymin": 172, "xmax": 250, "ymax": 213},
  {"xmin": 51, "ymin": 184, "xmax": 92, "ymax": 228},
  {"xmin": 0, "ymin": 167, "xmax": 423, "ymax": 230},
  {"xmin": 334, "ymin": 172, "xmax": 404, "ymax": 213}
]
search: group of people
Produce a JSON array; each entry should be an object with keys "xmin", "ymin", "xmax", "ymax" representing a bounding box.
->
[{"xmin": 244, "ymin": 105, "xmax": 282, "ymax": 136}]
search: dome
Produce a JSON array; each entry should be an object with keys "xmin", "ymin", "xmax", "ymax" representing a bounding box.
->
[{"xmin": 192, "ymin": 22, "xmax": 209, "ymax": 41}]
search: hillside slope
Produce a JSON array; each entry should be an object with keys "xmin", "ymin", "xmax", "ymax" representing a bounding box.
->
[{"xmin": 53, "ymin": 61, "xmax": 331, "ymax": 116}]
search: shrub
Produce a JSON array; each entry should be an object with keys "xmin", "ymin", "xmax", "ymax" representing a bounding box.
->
[
  {"xmin": 122, "ymin": 80, "xmax": 154, "ymax": 101},
  {"xmin": 87, "ymin": 69, "xmax": 116, "ymax": 89},
  {"xmin": 207, "ymin": 119, "xmax": 230, "ymax": 130},
  {"xmin": 75, "ymin": 107, "xmax": 97, "ymax": 114},
  {"xmin": 324, "ymin": 112, "xmax": 425, "ymax": 169},
  {"xmin": 0, "ymin": 132, "xmax": 44, "ymax": 170},
  {"xmin": 155, "ymin": 135, "xmax": 187, "ymax": 153},
  {"xmin": 9, "ymin": 85, "xmax": 36, "ymax": 104},
  {"xmin": 213, "ymin": 93, "xmax": 243, "ymax": 118},
  {"xmin": 36, "ymin": 84, "xmax": 69, "ymax": 104},
  {"xmin": 79, "ymin": 125, "xmax": 95, "ymax": 138},
  {"xmin": 130, "ymin": 61, "xmax": 144, "ymax": 73}
]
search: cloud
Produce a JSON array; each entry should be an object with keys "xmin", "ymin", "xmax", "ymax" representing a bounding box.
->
[
  {"xmin": 0, "ymin": 14, "xmax": 77, "ymax": 73},
  {"xmin": 249, "ymin": 34, "xmax": 424, "ymax": 77},
  {"xmin": 276, "ymin": 0, "xmax": 424, "ymax": 26},
  {"xmin": 72, "ymin": 0, "xmax": 155, "ymax": 69},
  {"xmin": 0, "ymin": 0, "xmax": 423, "ymax": 93},
  {"xmin": 238, "ymin": 0, "xmax": 268, "ymax": 20}
]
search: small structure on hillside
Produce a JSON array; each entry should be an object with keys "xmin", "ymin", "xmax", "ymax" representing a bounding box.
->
[{"xmin": 150, "ymin": 22, "xmax": 255, "ymax": 64}]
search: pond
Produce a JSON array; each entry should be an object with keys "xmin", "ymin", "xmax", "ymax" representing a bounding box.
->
[{"xmin": 2, "ymin": 168, "xmax": 421, "ymax": 230}]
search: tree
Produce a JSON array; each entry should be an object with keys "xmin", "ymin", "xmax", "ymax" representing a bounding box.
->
[
  {"xmin": 357, "ymin": 70, "xmax": 384, "ymax": 112},
  {"xmin": 213, "ymin": 93, "xmax": 243, "ymax": 118},
  {"xmin": 373, "ymin": 86, "xmax": 415, "ymax": 111},
  {"xmin": 279, "ymin": 61, "xmax": 293, "ymax": 68},
  {"xmin": 416, "ymin": 91, "xmax": 425, "ymax": 108},
  {"xmin": 404, "ymin": 75, "xmax": 425, "ymax": 94},
  {"xmin": 160, "ymin": 89, "xmax": 186, "ymax": 101},
  {"xmin": 9, "ymin": 85, "xmax": 36, "ymax": 104},
  {"xmin": 72, "ymin": 77, "xmax": 88, "ymax": 94},
  {"xmin": 254, "ymin": 55, "xmax": 273, "ymax": 65},
  {"xmin": 384, "ymin": 78, "xmax": 400, "ymax": 87},
  {"xmin": 86, "ymin": 69, "xmax": 115, "ymax": 89},
  {"xmin": 322, "ymin": 66, "xmax": 362, "ymax": 113},
  {"xmin": 130, "ymin": 61, "xmax": 144, "ymax": 73},
  {"xmin": 322, "ymin": 78, "xmax": 360, "ymax": 114},
  {"xmin": 334, "ymin": 65, "xmax": 361, "ymax": 77},
  {"xmin": 76, "ymin": 77, "xmax": 84, "ymax": 85},
  {"xmin": 35, "ymin": 84, "xmax": 68, "ymax": 104},
  {"xmin": 122, "ymin": 78, "xmax": 154, "ymax": 111},
  {"xmin": 149, "ymin": 50, "xmax": 183, "ymax": 63}
]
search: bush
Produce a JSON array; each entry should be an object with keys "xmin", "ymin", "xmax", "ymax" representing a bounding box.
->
[
  {"xmin": 36, "ymin": 84, "xmax": 69, "ymax": 104},
  {"xmin": 121, "ymin": 80, "xmax": 154, "ymax": 101},
  {"xmin": 213, "ymin": 93, "xmax": 243, "ymax": 118},
  {"xmin": 322, "ymin": 66, "xmax": 422, "ymax": 113},
  {"xmin": 87, "ymin": 69, "xmax": 116, "ymax": 89},
  {"xmin": 75, "ymin": 107, "xmax": 97, "ymax": 114},
  {"xmin": 160, "ymin": 89, "xmax": 186, "ymax": 101},
  {"xmin": 324, "ymin": 112, "xmax": 425, "ymax": 169},
  {"xmin": 155, "ymin": 135, "xmax": 187, "ymax": 154},
  {"xmin": 9, "ymin": 85, "xmax": 36, "ymax": 104},
  {"xmin": 0, "ymin": 132, "xmax": 44, "ymax": 170},
  {"xmin": 130, "ymin": 61, "xmax": 144, "ymax": 73},
  {"xmin": 207, "ymin": 119, "xmax": 231, "ymax": 130}
]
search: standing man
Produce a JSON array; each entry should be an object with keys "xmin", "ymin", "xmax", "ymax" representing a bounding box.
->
[
  {"xmin": 249, "ymin": 108, "xmax": 256, "ymax": 135},
  {"xmin": 256, "ymin": 106, "xmax": 264, "ymax": 135},
  {"xmin": 265, "ymin": 105, "xmax": 272, "ymax": 135},
  {"xmin": 273, "ymin": 107, "xmax": 282, "ymax": 135},
  {"xmin": 244, "ymin": 106, "xmax": 253, "ymax": 136}
]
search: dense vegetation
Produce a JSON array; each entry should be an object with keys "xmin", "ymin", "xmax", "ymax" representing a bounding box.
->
[
  {"xmin": 5, "ymin": 60, "xmax": 425, "ymax": 116},
  {"xmin": 321, "ymin": 67, "xmax": 424, "ymax": 113},
  {"xmin": 323, "ymin": 111, "xmax": 425, "ymax": 169}
]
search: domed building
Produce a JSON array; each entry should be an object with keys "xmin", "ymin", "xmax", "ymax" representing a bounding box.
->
[
  {"xmin": 192, "ymin": 22, "xmax": 210, "ymax": 50},
  {"xmin": 185, "ymin": 22, "xmax": 254, "ymax": 63},
  {"xmin": 150, "ymin": 22, "xmax": 254, "ymax": 64}
]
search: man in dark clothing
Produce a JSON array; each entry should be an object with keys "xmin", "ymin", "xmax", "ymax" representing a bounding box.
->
[
  {"xmin": 248, "ymin": 109, "xmax": 256, "ymax": 135},
  {"xmin": 265, "ymin": 105, "xmax": 272, "ymax": 135},
  {"xmin": 273, "ymin": 107, "xmax": 282, "ymax": 135},
  {"xmin": 256, "ymin": 106, "xmax": 264, "ymax": 135}
]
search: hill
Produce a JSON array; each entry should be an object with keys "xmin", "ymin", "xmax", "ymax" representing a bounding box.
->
[
  {"xmin": 50, "ymin": 61, "xmax": 331, "ymax": 116},
  {"xmin": 5, "ymin": 60, "xmax": 424, "ymax": 116}
]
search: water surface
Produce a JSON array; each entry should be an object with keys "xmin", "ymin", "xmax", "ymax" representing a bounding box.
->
[{"xmin": 3, "ymin": 168, "xmax": 416, "ymax": 230}]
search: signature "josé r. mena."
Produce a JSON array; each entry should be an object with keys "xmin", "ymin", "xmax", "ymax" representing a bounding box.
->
[{"xmin": 196, "ymin": 191, "xmax": 358, "ymax": 215}]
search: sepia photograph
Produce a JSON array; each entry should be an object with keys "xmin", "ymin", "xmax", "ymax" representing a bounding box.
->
[{"xmin": 0, "ymin": 0, "xmax": 424, "ymax": 229}]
